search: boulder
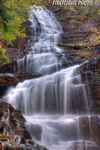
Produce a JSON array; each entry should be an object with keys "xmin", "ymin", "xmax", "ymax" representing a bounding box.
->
[{"xmin": 0, "ymin": 102, "xmax": 48, "ymax": 150}]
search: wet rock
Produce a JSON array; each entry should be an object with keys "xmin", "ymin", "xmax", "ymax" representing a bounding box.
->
[
  {"xmin": 0, "ymin": 73, "xmax": 17, "ymax": 83},
  {"xmin": 0, "ymin": 121, "xmax": 9, "ymax": 135},
  {"xmin": 0, "ymin": 102, "xmax": 47, "ymax": 150},
  {"xmin": 0, "ymin": 70, "xmax": 42, "ymax": 98},
  {"xmin": 26, "ymin": 123, "xmax": 42, "ymax": 141},
  {"xmin": 0, "ymin": 74, "xmax": 18, "ymax": 98},
  {"xmin": 56, "ymin": 115, "xmax": 100, "ymax": 148},
  {"xmin": 0, "ymin": 61, "xmax": 16, "ymax": 73},
  {"xmin": 15, "ymin": 72, "xmax": 42, "ymax": 82},
  {"xmin": 14, "ymin": 110, "xmax": 26, "ymax": 123},
  {"xmin": 76, "ymin": 115, "xmax": 100, "ymax": 147},
  {"xmin": 14, "ymin": 129, "xmax": 32, "ymax": 139},
  {"xmin": 22, "ymin": 20, "xmax": 32, "ymax": 36},
  {"xmin": 80, "ymin": 57, "xmax": 100, "ymax": 113}
]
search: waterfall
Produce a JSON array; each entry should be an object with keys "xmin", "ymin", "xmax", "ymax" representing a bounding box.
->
[
  {"xmin": 16, "ymin": 6, "xmax": 62, "ymax": 74},
  {"xmin": 3, "ymin": 6, "xmax": 99, "ymax": 150},
  {"xmin": 7, "ymin": 65, "xmax": 88, "ymax": 115}
]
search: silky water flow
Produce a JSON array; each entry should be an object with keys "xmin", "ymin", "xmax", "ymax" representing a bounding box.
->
[{"xmin": 3, "ymin": 6, "xmax": 100, "ymax": 150}]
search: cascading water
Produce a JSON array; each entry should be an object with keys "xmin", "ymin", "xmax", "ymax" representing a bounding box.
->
[
  {"xmin": 3, "ymin": 6, "xmax": 99, "ymax": 150},
  {"xmin": 16, "ymin": 6, "xmax": 62, "ymax": 74}
]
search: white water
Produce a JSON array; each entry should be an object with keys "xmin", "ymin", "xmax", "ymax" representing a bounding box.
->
[
  {"xmin": 16, "ymin": 6, "xmax": 62, "ymax": 74},
  {"xmin": 7, "ymin": 65, "xmax": 88, "ymax": 115},
  {"xmin": 17, "ymin": 53, "xmax": 62, "ymax": 74},
  {"xmin": 4, "ymin": 6, "xmax": 99, "ymax": 150}
]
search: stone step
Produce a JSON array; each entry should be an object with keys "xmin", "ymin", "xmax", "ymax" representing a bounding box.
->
[
  {"xmin": 61, "ymin": 31, "xmax": 88, "ymax": 37},
  {"xmin": 61, "ymin": 37, "xmax": 88, "ymax": 44},
  {"xmin": 62, "ymin": 25, "xmax": 80, "ymax": 32},
  {"xmin": 61, "ymin": 31, "xmax": 88, "ymax": 44}
]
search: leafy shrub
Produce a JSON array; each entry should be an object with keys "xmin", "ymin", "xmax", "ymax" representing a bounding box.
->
[{"xmin": 0, "ymin": 46, "xmax": 9, "ymax": 66}]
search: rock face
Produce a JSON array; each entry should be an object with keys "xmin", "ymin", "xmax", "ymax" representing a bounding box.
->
[
  {"xmin": 81, "ymin": 57, "xmax": 100, "ymax": 114},
  {"xmin": 0, "ymin": 102, "xmax": 47, "ymax": 150},
  {"xmin": 74, "ymin": 115, "xmax": 100, "ymax": 148},
  {"xmin": 0, "ymin": 73, "xmax": 18, "ymax": 98},
  {"xmin": 0, "ymin": 62, "xmax": 16, "ymax": 73},
  {"xmin": 46, "ymin": 5, "xmax": 100, "ymax": 65},
  {"xmin": 47, "ymin": 6, "xmax": 100, "ymax": 115},
  {"xmin": 15, "ymin": 72, "xmax": 42, "ymax": 82},
  {"xmin": 0, "ymin": 72, "xmax": 43, "ymax": 98},
  {"xmin": 5, "ymin": 20, "xmax": 32, "ymax": 63}
]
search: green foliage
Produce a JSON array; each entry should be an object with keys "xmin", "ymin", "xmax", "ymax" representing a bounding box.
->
[
  {"xmin": 41, "ymin": 5, "xmax": 47, "ymax": 9},
  {"xmin": 0, "ymin": 46, "xmax": 9, "ymax": 65},
  {"xmin": 91, "ymin": 7, "xmax": 98, "ymax": 19},
  {"xmin": 81, "ymin": 5, "xmax": 100, "ymax": 19},
  {"xmin": 0, "ymin": 0, "xmax": 46, "ymax": 66},
  {"xmin": 0, "ymin": 55, "xmax": 9, "ymax": 64},
  {"xmin": 0, "ymin": 48, "xmax": 7, "ymax": 55},
  {"xmin": 0, "ymin": 0, "xmax": 45, "ymax": 45},
  {"xmin": 81, "ymin": 6, "xmax": 89, "ymax": 17}
]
